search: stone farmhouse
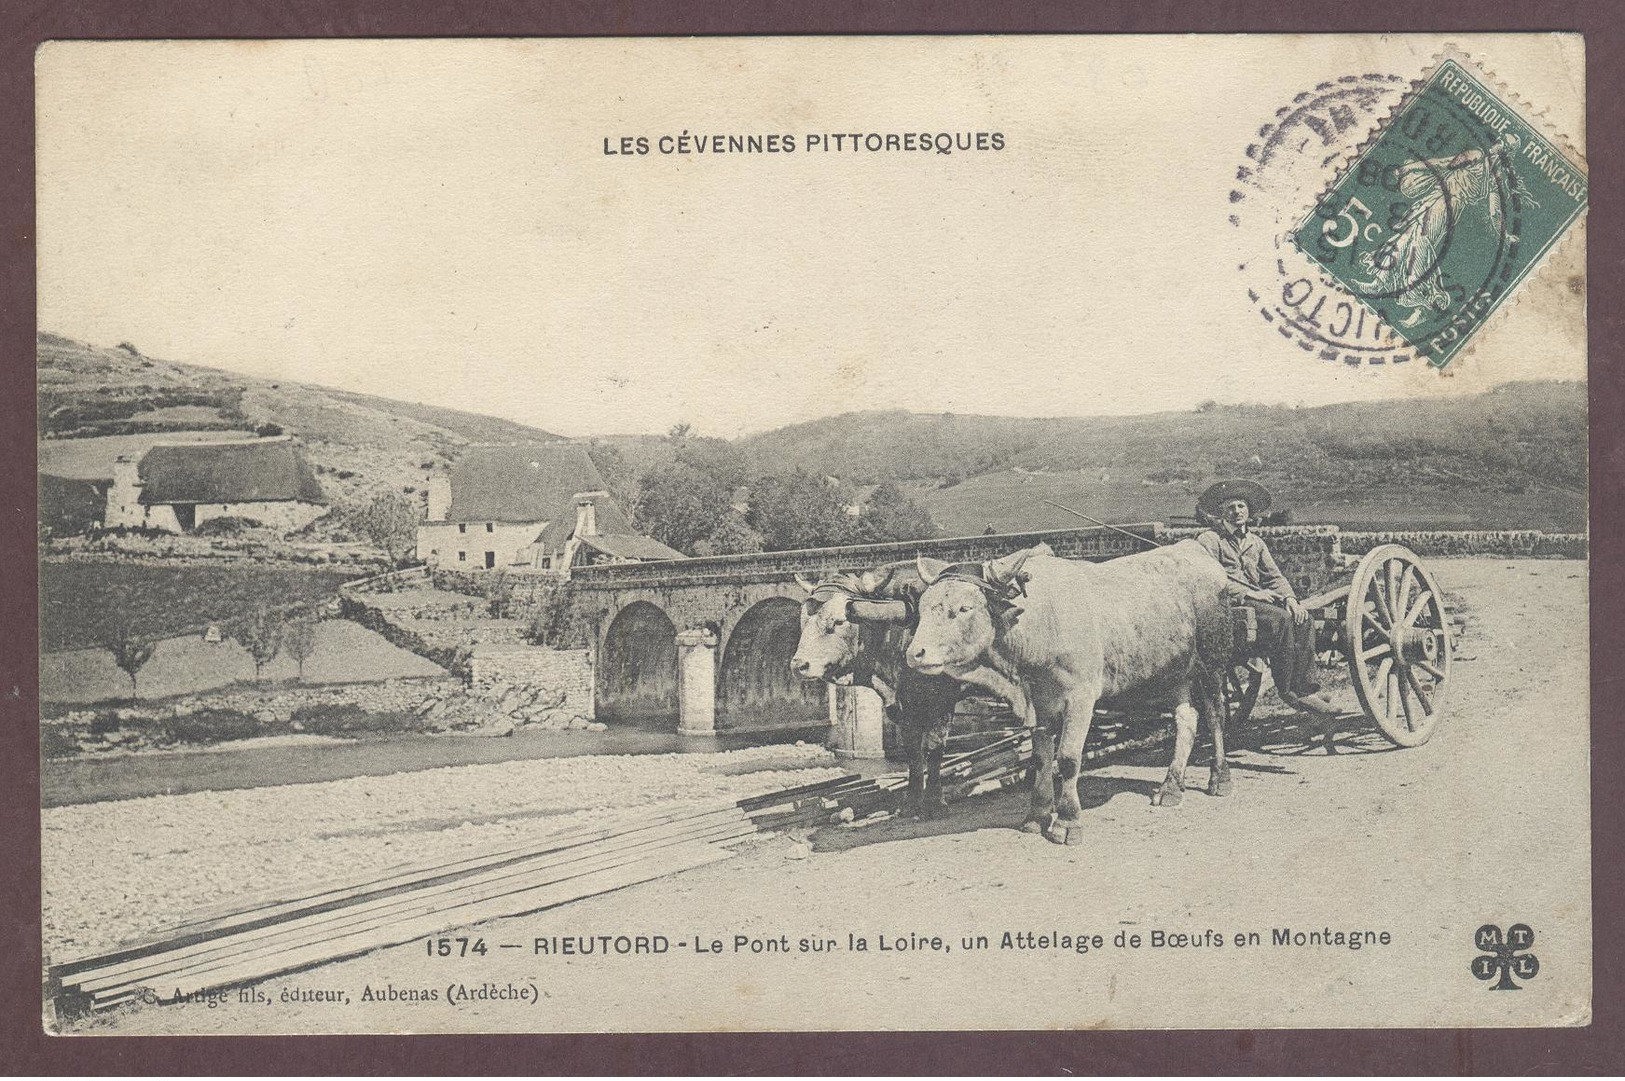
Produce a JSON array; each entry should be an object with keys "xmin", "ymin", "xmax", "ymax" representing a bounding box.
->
[
  {"xmin": 103, "ymin": 435, "xmax": 327, "ymax": 534},
  {"xmin": 417, "ymin": 444, "xmax": 682, "ymax": 572}
]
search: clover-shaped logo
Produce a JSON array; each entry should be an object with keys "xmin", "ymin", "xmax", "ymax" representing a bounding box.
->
[{"xmin": 1471, "ymin": 923, "xmax": 1538, "ymax": 991}]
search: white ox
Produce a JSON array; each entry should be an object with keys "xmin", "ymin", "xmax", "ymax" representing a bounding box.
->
[{"xmin": 907, "ymin": 541, "xmax": 1232, "ymax": 845}]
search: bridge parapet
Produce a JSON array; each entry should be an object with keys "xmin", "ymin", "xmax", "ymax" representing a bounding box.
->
[{"xmin": 568, "ymin": 524, "xmax": 1169, "ymax": 591}]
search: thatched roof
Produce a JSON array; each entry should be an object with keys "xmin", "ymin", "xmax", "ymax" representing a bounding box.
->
[
  {"xmin": 138, "ymin": 437, "xmax": 324, "ymax": 505},
  {"xmin": 445, "ymin": 444, "xmax": 603, "ymax": 524}
]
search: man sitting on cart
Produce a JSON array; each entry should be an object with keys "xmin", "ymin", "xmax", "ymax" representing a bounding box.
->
[{"xmin": 1194, "ymin": 480, "xmax": 1339, "ymax": 716}]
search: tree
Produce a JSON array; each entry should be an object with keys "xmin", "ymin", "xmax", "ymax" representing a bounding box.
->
[
  {"xmin": 854, "ymin": 482, "xmax": 940, "ymax": 544},
  {"xmin": 634, "ymin": 463, "xmax": 734, "ymax": 554},
  {"xmin": 283, "ymin": 615, "xmax": 319, "ymax": 681},
  {"xmin": 354, "ymin": 490, "xmax": 421, "ymax": 567},
  {"xmin": 232, "ymin": 606, "xmax": 284, "ymax": 682},
  {"xmin": 102, "ymin": 620, "xmax": 156, "ymax": 697},
  {"xmin": 675, "ymin": 436, "xmax": 750, "ymax": 492},
  {"xmin": 694, "ymin": 512, "xmax": 765, "ymax": 556},
  {"xmin": 745, "ymin": 468, "xmax": 858, "ymax": 551}
]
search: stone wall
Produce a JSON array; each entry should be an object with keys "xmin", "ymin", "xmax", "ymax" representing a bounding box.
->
[{"xmin": 469, "ymin": 642, "xmax": 594, "ymax": 719}]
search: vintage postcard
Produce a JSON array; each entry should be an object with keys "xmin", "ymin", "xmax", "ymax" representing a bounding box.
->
[{"xmin": 35, "ymin": 34, "xmax": 1588, "ymax": 1034}]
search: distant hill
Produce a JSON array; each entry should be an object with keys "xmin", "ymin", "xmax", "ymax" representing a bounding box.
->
[
  {"xmin": 737, "ymin": 384, "xmax": 1587, "ymax": 533},
  {"xmin": 37, "ymin": 333, "xmax": 563, "ymax": 517},
  {"xmin": 38, "ymin": 332, "xmax": 1587, "ymax": 538}
]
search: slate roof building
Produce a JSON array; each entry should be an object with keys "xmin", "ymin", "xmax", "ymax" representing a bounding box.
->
[
  {"xmin": 103, "ymin": 435, "xmax": 328, "ymax": 534},
  {"xmin": 417, "ymin": 444, "xmax": 683, "ymax": 572}
]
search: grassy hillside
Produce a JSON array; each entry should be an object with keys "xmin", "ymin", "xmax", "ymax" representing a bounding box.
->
[
  {"xmin": 39, "ymin": 332, "xmax": 1587, "ymax": 538},
  {"xmin": 738, "ymin": 383, "xmax": 1586, "ymax": 533},
  {"xmin": 38, "ymin": 333, "xmax": 562, "ymax": 515}
]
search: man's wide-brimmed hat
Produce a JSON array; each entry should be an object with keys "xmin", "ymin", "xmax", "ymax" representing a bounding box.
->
[{"xmin": 1198, "ymin": 479, "xmax": 1273, "ymax": 518}]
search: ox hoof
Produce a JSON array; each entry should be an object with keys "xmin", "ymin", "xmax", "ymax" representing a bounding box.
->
[
  {"xmin": 917, "ymin": 801, "xmax": 950, "ymax": 821},
  {"xmin": 1019, "ymin": 814, "xmax": 1051, "ymax": 835},
  {"xmin": 1153, "ymin": 785, "xmax": 1184, "ymax": 807},
  {"xmin": 1208, "ymin": 774, "xmax": 1233, "ymax": 798},
  {"xmin": 1045, "ymin": 820, "xmax": 1086, "ymax": 847}
]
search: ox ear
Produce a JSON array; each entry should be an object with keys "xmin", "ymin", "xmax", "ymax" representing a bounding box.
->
[
  {"xmin": 915, "ymin": 556, "xmax": 951, "ymax": 586},
  {"xmin": 794, "ymin": 573, "xmax": 818, "ymax": 595}
]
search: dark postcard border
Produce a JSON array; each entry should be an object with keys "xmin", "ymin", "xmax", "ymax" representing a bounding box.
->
[{"xmin": 3, "ymin": 1, "xmax": 1620, "ymax": 1074}]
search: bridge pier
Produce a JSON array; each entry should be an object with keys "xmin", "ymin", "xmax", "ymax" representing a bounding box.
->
[
  {"xmin": 675, "ymin": 628, "xmax": 718, "ymax": 736},
  {"xmin": 830, "ymin": 685, "xmax": 887, "ymax": 759}
]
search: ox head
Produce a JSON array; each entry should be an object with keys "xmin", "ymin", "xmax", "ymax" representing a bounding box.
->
[
  {"xmin": 907, "ymin": 545, "xmax": 1049, "ymax": 676},
  {"xmin": 789, "ymin": 571, "xmax": 910, "ymax": 682}
]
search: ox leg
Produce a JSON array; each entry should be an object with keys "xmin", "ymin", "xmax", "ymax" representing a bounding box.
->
[
  {"xmin": 1022, "ymin": 727, "xmax": 1057, "ymax": 833},
  {"xmin": 1048, "ymin": 692, "xmax": 1098, "ymax": 847},
  {"xmin": 1203, "ymin": 673, "xmax": 1233, "ymax": 798},
  {"xmin": 922, "ymin": 738, "xmax": 949, "ymax": 819},
  {"xmin": 903, "ymin": 726, "xmax": 927, "ymax": 818},
  {"xmin": 1154, "ymin": 700, "xmax": 1199, "ymax": 807}
]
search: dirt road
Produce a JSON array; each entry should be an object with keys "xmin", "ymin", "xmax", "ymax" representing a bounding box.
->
[{"xmin": 57, "ymin": 558, "xmax": 1590, "ymax": 1033}]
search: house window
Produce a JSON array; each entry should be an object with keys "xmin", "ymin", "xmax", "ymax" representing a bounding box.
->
[
  {"xmin": 458, "ymin": 551, "xmax": 466, "ymax": 562},
  {"xmin": 484, "ymin": 552, "xmax": 496, "ymax": 569},
  {"xmin": 485, "ymin": 522, "xmax": 493, "ymax": 533},
  {"xmin": 458, "ymin": 523, "xmax": 467, "ymax": 534}
]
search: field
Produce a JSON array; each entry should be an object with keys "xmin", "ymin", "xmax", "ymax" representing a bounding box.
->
[
  {"xmin": 918, "ymin": 466, "xmax": 1587, "ymax": 536},
  {"xmin": 40, "ymin": 560, "xmax": 363, "ymax": 653}
]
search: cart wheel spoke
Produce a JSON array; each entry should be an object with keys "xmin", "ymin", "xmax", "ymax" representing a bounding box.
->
[
  {"xmin": 1416, "ymin": 659, "xmax": 1445, "ymax": 682},
  {"xmin": 1361, "ymin": 641, "xmax": 1391, "ymax": 664},
  {"xmin": 1402, "ymin": 666, "xmax": 1433, "ymax": 717},
  {"xmin": 1369, "ymin": 574, "xmax": 1394, "ymax": 627},
  {"xmin": 1397, "ymin": 667, "xmax": 1420, "ymax": 730},
  {"xmin": 1389, "ymin": 667, "xmax": 1407, "ymax": 729},
  {"xmin": 1401, "ymin": 589, "xmax": 1434, "ymax": 631},
  {"xmin": 1395, "ymin": 564, "xmax": 1416, "ymax": 624}
]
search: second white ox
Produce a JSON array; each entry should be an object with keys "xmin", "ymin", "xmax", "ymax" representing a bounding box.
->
[{"xmin": 907, "ymin": 541, "xmax": 1233, "ymax": 846}]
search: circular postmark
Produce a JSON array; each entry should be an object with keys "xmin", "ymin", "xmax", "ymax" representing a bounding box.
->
[{"xmin": 1231, "ymin": 74, "xmax": 1416, "ymax": 366}]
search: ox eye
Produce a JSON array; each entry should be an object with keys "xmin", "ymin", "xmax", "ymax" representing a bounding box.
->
[
  {"xmin": 832, "ymin": 618, "xmax": 846, "ymax": 627},
  {"xmin": 958, "ymin": 605, "xmax": 972, "ymax": 614}
]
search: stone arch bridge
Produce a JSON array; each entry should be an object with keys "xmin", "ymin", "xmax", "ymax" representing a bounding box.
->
[{"xmin": 561, "ymin": 524, "xmax": 1341, "ymax": 743}]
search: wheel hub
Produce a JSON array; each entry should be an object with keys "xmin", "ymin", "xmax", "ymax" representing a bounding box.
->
[{"xmin": 1396, "ymin": 627, "xmax": 1443, "ymax": 666}]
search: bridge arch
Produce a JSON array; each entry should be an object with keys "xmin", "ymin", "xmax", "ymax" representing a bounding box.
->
[
  {"xmin": 598, "ymin": 600, "xmax": 679, "ymax": 727},
  {"xmin": 717, "ymin": 597, "xmax": 827, "ymax": 731}
]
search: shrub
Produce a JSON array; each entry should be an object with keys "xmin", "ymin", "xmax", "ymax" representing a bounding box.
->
[
  {"xmin": 41, "ymin": 725, "xmax": 81, "ymax": 760},
  {"xmin": 162, "ymin": 708, "xmax": 266, "ymax": 744},
  {"xmin": 193, "ymin": 515, "xmax": 265, "ymax": 537},
  {"xmin": 291, "ymin": 702, "xmax": 433, "ymax": 736}
]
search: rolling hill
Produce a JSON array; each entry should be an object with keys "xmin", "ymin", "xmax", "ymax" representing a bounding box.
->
[
  {"xmin": 737, "ymin": 384, "xmax": 1587, "ymax": 533},
  {"xmin": 37, "ymin": 333, "xmax": 563, "ymax": 520},
  {"xmin": 38, "ymin": 332, "xmax": 1587, "ymax": 536}
]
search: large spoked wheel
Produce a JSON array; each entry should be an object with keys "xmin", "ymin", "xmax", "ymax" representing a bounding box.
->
[
  {"xmin": 1225, "ymin": 662, "xmax": 1263, "ymax": 728},
  {"xmin": 1344, "ymin": 545, "xmax": 1452, "ymax": 747}
]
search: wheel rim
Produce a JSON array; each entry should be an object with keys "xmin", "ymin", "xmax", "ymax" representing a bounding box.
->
[{"xmin": 1344, "ymin": 545, "xmax": 1451, "ymax": 747}]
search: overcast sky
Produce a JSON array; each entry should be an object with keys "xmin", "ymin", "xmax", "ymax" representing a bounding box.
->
[{"xmin": 37, "ymin": 36, "xmax": 1586, "ymax": 438}]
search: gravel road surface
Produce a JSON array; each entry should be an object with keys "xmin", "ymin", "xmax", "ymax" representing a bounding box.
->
[{"xmin": 52, "ymin": 558, "xmax": 1590, "ymax": 1033}]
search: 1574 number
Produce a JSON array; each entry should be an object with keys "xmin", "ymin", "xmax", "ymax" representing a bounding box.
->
[{"xmin": 426, "ymin": 936, "xmax": 488, "ymax": 957}]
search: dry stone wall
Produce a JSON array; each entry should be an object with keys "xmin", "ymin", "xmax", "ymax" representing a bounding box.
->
[{"xmin": 469, "ymin": 643, "xmax": 594, "ymax": 721}]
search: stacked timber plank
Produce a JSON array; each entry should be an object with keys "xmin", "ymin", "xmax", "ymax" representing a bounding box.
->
[{"xmin": 48, "ymin": 733, "xmax": 1034, "ymax": 1020}]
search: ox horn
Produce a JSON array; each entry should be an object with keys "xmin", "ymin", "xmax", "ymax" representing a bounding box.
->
[
  {"xmin": 794, "ymin": 573, "xmax": 819, "ymax": 594},
  {"xmin": 915, "ymin": 555, "xmax": 945, "ymax": 586}
]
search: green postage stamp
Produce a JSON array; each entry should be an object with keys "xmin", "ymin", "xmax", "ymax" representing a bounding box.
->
[{"xmin": 1292, "ymin": 57, "xmax": 1588, "ymax": 368}]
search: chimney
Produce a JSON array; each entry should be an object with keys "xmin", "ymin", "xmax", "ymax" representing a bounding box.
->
[
  {"xmin": 105, "ymin": 455, "xmax": 144, "ymax": 529},
  {"xmin": 574, "ymin": 494, "xmax": 598, "ymax": 537},
  {"xmin": 426, "ymin": 470, "xmax": 452, "ymax": 522}
]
